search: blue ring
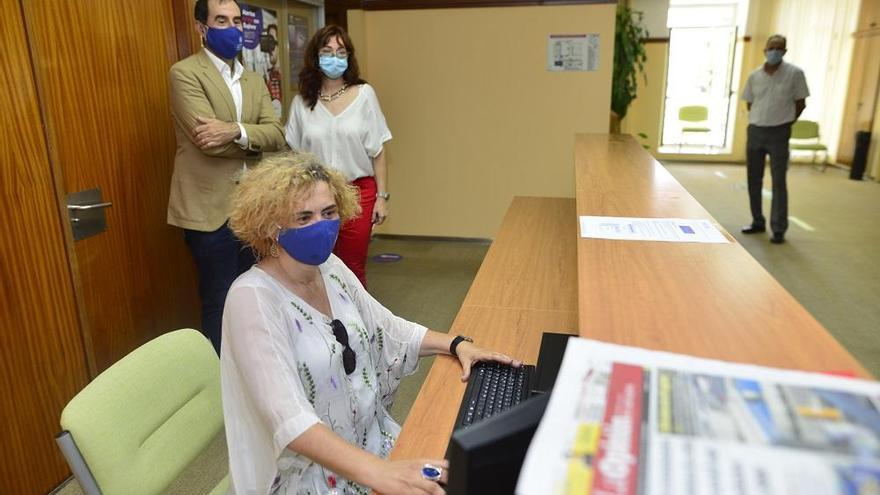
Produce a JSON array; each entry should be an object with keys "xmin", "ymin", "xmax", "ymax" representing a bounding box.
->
[{"xmin": 422, "ymin": 465, "xmax": 442, "ymax": 481}]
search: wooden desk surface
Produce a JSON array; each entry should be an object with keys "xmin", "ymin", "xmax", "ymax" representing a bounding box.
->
[
  {"xmin": 393, "ymin": 136, "xmax": 867, "ymax": 465},
  {"xmin": 463, "ymin": 196, "xmax": 579, "ymax": 313},
  {"xmin": 391, "ymin": 197, "xmax": 579, "ymax": 460},
  {"xmin": 574, "ymin": 133, "xmax": 868, "ymax": 376}
]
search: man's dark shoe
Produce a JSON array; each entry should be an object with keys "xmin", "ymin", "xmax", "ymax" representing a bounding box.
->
[
  {"xmin": 741, "ymin": 224, "xmax": 766, "ymax": 234},
  {"xmin": 770, "ymin": 233, "xmax": 785, "ymax": 244}
]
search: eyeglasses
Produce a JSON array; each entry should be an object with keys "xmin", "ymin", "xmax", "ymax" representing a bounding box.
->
[
  {"xmin": 318, "ymin": 48, "xmax": 349, "ymax": 59},
  {"xmin": 330, "ymin": 319, "xmax": 357, "ymax": 375}
]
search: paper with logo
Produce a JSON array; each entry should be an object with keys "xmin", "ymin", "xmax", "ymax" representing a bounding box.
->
[
  {"xmin": 579, "ymin": 216, "xmax": 729, "ymax": 243},
  {"xmin": 548, "ymin": 34, "xmax": 599, "ymax": 72},
  {"xmin": 516, "ymin": 338, "xmax": 880, "ymax": 495}
]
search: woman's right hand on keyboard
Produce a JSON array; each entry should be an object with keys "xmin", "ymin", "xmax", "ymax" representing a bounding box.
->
[{"xmin": 455, "ymin": 343, "xmax": 522, "ymax": 382}]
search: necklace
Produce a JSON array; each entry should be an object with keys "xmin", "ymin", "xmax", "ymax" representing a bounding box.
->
[{"xmin": 319, "ymin": 83, "xmax": 349, "ymax": 102}]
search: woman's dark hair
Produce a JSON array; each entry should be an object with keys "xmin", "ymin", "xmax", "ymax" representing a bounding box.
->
[{"xmin": 298, "ymin": 25, "xmax": 366, "ymax": 110}]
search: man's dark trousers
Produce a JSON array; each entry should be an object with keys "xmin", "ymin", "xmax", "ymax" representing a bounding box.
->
[
  {"xmin": 184, "ymin": 223, "xmax": 255, "ymax": 354},
  {"xmin": 746, "ymin": 123, "xmax": 791, "ymax": 236}
]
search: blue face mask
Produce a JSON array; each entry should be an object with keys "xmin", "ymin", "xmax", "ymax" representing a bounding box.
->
[
  {"xmin": 278, "ymin": 218, "xmax": 340, "ymax": 265},
  {"xmin": 319, "ymin": 56, "xmax": 348, "ymax": 80},
  {"xmin": 765, "ymin": 49, "xmax": 784, "ymax": 66},
  {"xmin": 205, "ymin": 26, "xmax": 243, "ymax": 60}
]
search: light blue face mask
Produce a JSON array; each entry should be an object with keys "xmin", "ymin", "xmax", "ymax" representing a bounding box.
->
[
  {"xmin": 765, "ymin": 49, "xmax": 784, "ymax": 66},
  {"xmin": 319, "ymin": 56, "xmax": 348, "ymax": 80}
]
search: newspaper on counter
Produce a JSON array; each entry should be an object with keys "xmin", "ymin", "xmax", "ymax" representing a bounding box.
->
[{"xmin": 517, "ymin": 338, "xmax": 880, "ymax": 495}]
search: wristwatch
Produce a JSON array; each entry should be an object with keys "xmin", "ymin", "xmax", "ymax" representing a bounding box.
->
[
  {"xmin": 450, "ymin": 335, "xmax": 474, "ymax": 357},
  {"xmin": 377, "ymin": 191, "xmax": 390, "ymax": 201}
]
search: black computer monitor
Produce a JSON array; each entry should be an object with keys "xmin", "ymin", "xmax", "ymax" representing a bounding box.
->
[{"xmin": 446, "ymin": 392, "xmax": 551, "ymax": 495}]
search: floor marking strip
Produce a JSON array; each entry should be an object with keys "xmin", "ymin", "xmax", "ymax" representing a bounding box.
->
[{"xmin": 788, "ymin": 216, "xmax": 815, "ymax": 232}]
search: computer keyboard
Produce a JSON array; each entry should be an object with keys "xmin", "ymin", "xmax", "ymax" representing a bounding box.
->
[{"xmin": 454, "ymin": 361, "xmax": 535, "ymax": 429}]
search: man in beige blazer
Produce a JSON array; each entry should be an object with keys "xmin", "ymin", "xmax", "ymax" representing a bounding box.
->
[{"xmin": 167, "ymin": 0, "xmax": 285, "ymax": 353}]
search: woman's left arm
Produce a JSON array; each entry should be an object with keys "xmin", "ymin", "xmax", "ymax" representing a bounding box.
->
[
  {"xmin": 419, "ymin": 330, "xmax": 522, "ymax": 382},
  {"xmin": 372, "ymin": 150, "xmax": 389, "ymax": 225}
]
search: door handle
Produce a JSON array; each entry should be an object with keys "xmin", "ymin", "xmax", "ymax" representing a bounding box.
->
[
  {"xmin": 67, "ymin": 202, "xmax": 112, "ymax": 211},
  {"xmin": 66, "ymin": 189, "xmax": 112, "ymax": 239}
]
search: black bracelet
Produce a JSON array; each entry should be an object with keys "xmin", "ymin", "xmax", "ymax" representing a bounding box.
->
[{"xmin": 450, "ymin": 335, "xmax": 474, "ymax": 357}]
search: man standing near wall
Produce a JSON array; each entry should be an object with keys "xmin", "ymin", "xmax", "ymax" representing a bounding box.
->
[
  {"xmin": 741, "ymin": 34, "xmax": 809, "ymax": 244},
  {"xmin": 167, "ymin": 0, "xmax": 285, "ymax": 353}
]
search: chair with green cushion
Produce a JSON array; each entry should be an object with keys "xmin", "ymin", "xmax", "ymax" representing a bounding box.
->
[
  {"xmin": 56, "ymin": 329, "xmax": 228, "ymax": 495},
  {"xmin": 790, "ymin": 119, "xmax": 829, "ymax": 171},
  {"xmin": 678, "ymin": 105, "xmax": 711, "ymax": 148}
]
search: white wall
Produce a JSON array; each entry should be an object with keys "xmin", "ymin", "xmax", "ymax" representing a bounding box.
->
[{"xmin": 630, "ymin": 0, "xmax": 670, "ymax": 39}]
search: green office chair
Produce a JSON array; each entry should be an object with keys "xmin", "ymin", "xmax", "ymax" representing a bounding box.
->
[
  {"xmin": 790, "ymin": 120, "xmax": 829, "ymax": 171},
  {"xmin": 678, "ymin": 105, "xmax": 711, "ymax": 149},
  {"xmin": 56, "ymin": 329, "xmax": 229, "ymax": 495}
]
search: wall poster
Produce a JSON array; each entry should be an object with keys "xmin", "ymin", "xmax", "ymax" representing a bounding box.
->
[
  {"xmin": 241, "ymin": 4, "xmax": 282, "ymax": 117},
  {"xmin": 547, "ymin": 34, "xmax": 600, "ymax": 72}
]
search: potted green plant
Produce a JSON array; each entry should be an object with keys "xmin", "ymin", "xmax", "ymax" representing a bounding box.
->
[{"xmin": 611, "ymin": 4, "xmax": 649, "ymax": 134}]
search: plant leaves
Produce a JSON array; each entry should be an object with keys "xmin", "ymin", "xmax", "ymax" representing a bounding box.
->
[{"xmin": 611, "ymin": 5, "xmax": 649, "ymax": 118}]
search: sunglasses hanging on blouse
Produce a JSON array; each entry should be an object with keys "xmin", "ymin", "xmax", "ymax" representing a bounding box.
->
[{"xmin": 330, "ymin": 319, "xmax": 357, "ymax": 375}]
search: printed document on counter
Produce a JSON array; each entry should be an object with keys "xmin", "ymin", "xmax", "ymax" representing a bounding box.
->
[
  {"xmin": 579, "ymin": 216, "xmax": 728, "ymax": 243},
  {"xmin": 517, "ymin": 338, "xmax": 880, "ymax": 495}
]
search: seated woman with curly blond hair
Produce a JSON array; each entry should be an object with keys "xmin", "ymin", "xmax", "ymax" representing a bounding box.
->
[{"xmin": 221, "ymin": 152, "xmax": 521, "ymax": 495}]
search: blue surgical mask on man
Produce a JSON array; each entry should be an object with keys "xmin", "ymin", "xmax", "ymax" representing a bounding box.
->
[
  {"xmin": 765, "ymin": 49, "xmax": 784, "ymax": 66},
  {"xmin": 319, "ymin": 56, "xmax": 348, "ymax": 80},
  {"xmin": 277, "ymin": 218, "xmax": 340, "ymax": 265},
  {"xmin": 205, "ymin": 26, "xmax": 243, "ymax": 60}
]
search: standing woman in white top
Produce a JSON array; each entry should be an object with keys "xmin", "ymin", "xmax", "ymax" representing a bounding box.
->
[{"xmin": 286, "ymin": 25, "xmax": 389, "ymax": 288}]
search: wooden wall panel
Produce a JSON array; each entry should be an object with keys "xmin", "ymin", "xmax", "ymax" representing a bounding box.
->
[
  {"xmin": 856, "ymin": 0, "xmax": 880, "ymax": 31},
  {"xmin": 22, "ymin": 0, "xmax": 201, "ymax": 371},
  {"xmin": 0, "ymin": 0, "xmax": 91, "ymax": 491},
  {"xmin": 172, "ymin": 0, "xmax": 202, "ymax": 60}
]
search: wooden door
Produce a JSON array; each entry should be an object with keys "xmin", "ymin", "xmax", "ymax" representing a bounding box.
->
[
  {"xmin": 21, "ymin": 0, "xmax": 201, "ymax": 373},
  {"xmin": 0, "ymin": 0, "xmax": 91, "ymax": 492}
]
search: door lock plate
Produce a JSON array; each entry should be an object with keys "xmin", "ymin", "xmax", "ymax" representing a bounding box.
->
[{"xmin": 67, "ymin": 188, "xmax": 112, "ymax": 241}]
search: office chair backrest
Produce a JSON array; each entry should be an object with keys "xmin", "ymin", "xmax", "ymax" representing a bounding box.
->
[
  {"xmin": 59, "ymin": 329, "xmax": 223, "ymax": 495},
  {"xmin": 791, "ymin": 120, "xmax": 820, "ymax": 139},
  {"xmin": 678, "ymin": 105, "xmax": 709, "ymax": 122}
]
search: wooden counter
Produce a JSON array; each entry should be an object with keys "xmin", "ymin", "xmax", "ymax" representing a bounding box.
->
[
  {"xmin": 460, "ymin": 197, "xmax": 579, "ymax": 314},
  {"xmin": 392, "ymin": 134, "xmax": 868, "ymax": 464},
  {"xmin": 390, "ymin": 197, "xmax": 579, "ymax": 460},
  {"xmin": 574, "ymin": 133, "xmax": 867, "ymax": 376}
]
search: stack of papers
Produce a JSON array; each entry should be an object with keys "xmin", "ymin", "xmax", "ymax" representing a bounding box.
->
[{"xmin": 517, "ymin": 338, "xmax": 880, "ymax": 495}]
